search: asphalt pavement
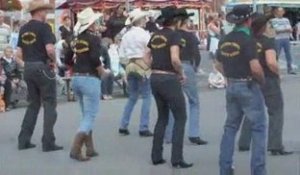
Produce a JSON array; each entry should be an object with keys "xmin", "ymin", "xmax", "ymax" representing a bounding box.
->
[{"xmin": 0, "ymin": 49, "xmax": 300, "ymax": 175}]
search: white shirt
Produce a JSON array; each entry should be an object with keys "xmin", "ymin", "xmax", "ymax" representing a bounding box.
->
[
  {"xmin": 119, "ymin": 26, "xmax": 151, "ymax": 61},
  {"xmin": 55, "ymin": 40, "xmax": 65, "ymax": 67}
]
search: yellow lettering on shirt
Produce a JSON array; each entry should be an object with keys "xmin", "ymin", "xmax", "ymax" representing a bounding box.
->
[
  {"xmin": 150, "ymin": 35, "xmax": 168, "ymax": 49},
  {"xmin": 21, "ymin": 32, "xmax": 37, "ymax": 45},
  {"xmin": 256, "ymin": 42, "xmax": 263, "ymax": 53},
  {"xmin": 220, "ymin": 42, "xmax": 241, "ymax": 58},
  {"xmin": 72, "ymin": 39, "xmax": 90, "ymax": 54}
]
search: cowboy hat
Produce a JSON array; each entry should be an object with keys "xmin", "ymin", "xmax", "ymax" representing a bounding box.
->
[
  {"xmin": 226, "ymin": 5, "xmax": 253, "ymax": 24},
  {"xmin": 27, "ymin": 0, "xmax": 53, "ymax": 13},
  {"xmin": 74, "ymin": 8, "xmax": 103, "ymax": 35},
  {"xmin": 176, "ymin": 8, "xmax": 194, "ymax": 19},
  {"xmin": 156, "ymin": 6, "xmax": 180, "ymax": 25},
  {"xmin": 125, "ymin": 8, "xmax": 150, "ymax": 26},
  {"xmin": 251, "ymin": 13, "xmax": 273, "ymax": 35}
]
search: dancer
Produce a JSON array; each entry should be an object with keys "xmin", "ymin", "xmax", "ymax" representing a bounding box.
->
[
  {"xmin": 17, "ymin": 0, "xmax": 63, "ymax": 152},
  {"xmin": 238, "ymin": 13, "xmax": 293, "ymax": 156},
  {"xmin": 215, "ymin": 5, "xmax": 267, "ymax": 175},
  {"xmin": 149, "ymin": 6, "xmax": 193, "ymax": 168},
  {"xmin": 118, "ymin": 8, "xmax": 153, "ymax": 137},
  {"xmin": 65, "ymin": 8, "xmax": 107, "ymax": 162},
  {"xmin": 164, "ymin": 8, "xmax": 207, "ymax": 145}
]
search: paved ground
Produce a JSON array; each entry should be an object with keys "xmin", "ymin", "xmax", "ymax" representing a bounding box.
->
[{"xmin": 0, "ymin": 49, "xmax": 300, "ymax": 175}]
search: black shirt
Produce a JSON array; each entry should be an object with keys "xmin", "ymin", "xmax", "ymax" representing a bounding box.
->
[
  {"xmin": 217, "ymin": 28, "xmax": 257, "ymax": 79},
  {"xmin": 148, "ymin": 28, "xmax": 182, "ymax": 73},
  {"xmin": 59, "ymin": 26, "xmax": 72, "ymax": 40},
  {"xmin": 17, "ymin": 20, "xmax": 56, "ymax": 63},
  {"xmin": 65, "ymin": 31, "xmax": 102, "ymax": 76},
  {"xmin": 178, "ymin": 30, "xmax": 201, "ymax": 68},
  {"xmin": 0, "ymin": 58, "xmax": 21, "ymax": 79},
  {"xmin": 256, "ymin": 35, "xmax": 278, "ymax": 78}
]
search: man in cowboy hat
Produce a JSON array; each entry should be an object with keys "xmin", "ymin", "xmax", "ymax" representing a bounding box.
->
[
  {"xmin": 238, "ymin": 13, "xmax": 293, "ymax": 156},
  {"xmin": 215, "ymin": 5, "xmax": 267, "ymax": 175},
  {"xmin": 149, "ymin": 6, "xmax": 193, "ymax": 169},
  {"xmin": 17, "ymin": 0, "xmax": 63, "ymax": 152},
  {"xmin": 65, "ymin": 7, "xmax": 107, "ymax": 162},
  {"xmin": 118, "ymin": 8, "xmax": 153, "ymax": 137}
]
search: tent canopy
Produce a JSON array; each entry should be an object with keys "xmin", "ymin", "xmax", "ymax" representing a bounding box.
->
[
  {"xmin": 226, "ymin": 0, "xmax": 300, "ymax": 7},
  {"xmin": 56, "ymin": 0, "xmax": 211, "ymax": 10}
]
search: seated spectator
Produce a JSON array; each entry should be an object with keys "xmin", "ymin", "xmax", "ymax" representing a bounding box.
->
[
  {"xmin": 100, "ymin": 44, "xmax": 114, "ymax": 100},
  {"xmin": 56, "ymin": 39, "xmax": 68, "ymax": 77},
  {"xmin": 108, "ymin": 36, "xmax": 126, "ymax": 77},
  {"xmin": 0, "ymin": 61, "xmax": 6, "ymax": 111},
  {"xmin": 0, "ymin": 46, "xmax": 22, "ymax": 111}
]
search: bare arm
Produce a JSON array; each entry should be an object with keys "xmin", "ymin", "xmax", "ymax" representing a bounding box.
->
[
  {"xmin": 250, "ymin": 59, "xmax": 265, "ymax": 85},
  {"xmin": 143, "ymin": 48, "xmax": 152, "ymax": 66},
  {"xmin": 46, "ymin": 43, "xmax": 56, "ymax": 64},
  {"xmin": 170, "ymin": 45, "xmax": 183, "ymax": 76},
  {"xmin": 265, "ymin": 50, "xmax": 279, "ymax": 75},
  {"xmin": 15, "ymin": 47, "xmax": 24, "ymax": 67},
  {"xmin": 208, "ymin": 23, "xmax": 221, "ymax": 35}
]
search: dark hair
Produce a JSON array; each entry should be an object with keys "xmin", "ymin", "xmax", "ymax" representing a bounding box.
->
[{"xmin": 163, "ymin": 16, "xmax": 181, "ymax": 27}]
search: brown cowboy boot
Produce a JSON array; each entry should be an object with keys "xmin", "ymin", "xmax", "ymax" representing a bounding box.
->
[
  {"xmin": 70, "ymin": 132, "xmax": 90, "ymax": 161},
  {"xmin": 85, "ymin": 131, "xmax": 99, "ymax": 157}
]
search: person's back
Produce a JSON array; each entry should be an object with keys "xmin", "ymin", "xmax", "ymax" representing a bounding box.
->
[
  {"xmin": 218, "ymin": 30, "xmax": 255, "ymax": 79},
  {"xmin": 18, "ymin": 20, "xmax": 55, "ymax": 63},
  {"xmin": 216, "ymin": 5, "xmax": 267, "ymax": 175},
  {"xmin": 120, "ymin": 26, "xmax": 150, "ymax": 59}
]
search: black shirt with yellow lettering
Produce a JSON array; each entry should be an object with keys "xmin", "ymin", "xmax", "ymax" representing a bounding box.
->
[
  {"xmin": 217, "ymin": 28, "xmax": 257, "ymax": 79},
  {"xmin": 17, "ymin": 20, "xmax": 56, "ymax": 63},
  {"xmin": 178, "ymin": 29, "xmax": 201, "ymax": 68},
  {"xmin": 65, "ymin": 31, "xmax": 102, "ymax": 76},
  {"xmin": 148, "ymin": 28, "xmax": 182, "ymax": 73},
  {"xmin": 256, "ymin": 35, "xmax": 278, "ymax": 78}
]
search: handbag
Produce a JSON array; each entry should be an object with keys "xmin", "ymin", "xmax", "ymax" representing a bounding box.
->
[{"xmin": 125, "ymin": 58, "xmax": 151, "ymax": 80}]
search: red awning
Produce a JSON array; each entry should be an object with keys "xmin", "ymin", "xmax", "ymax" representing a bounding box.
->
[{"xmin": 56, "ymin": 0, "xmax": 210, "ymax": 10}]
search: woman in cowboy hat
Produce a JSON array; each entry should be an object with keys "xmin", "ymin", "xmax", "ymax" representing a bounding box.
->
[
  {"xmin": 65, "ymin": 7, "xmax": 107, "ymax": 162},
  {"xmin": 118, "ymin": 8, "xmax": 153, "ymax": 137},
  {"xmin": 238, "ymin": 13, "xmax": 293, "ymax": 156},
  {"xmin": 148, "ymin": 6, "xmax": 193, "ymax": 169}
]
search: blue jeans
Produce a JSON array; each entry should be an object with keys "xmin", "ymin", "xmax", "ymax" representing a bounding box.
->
[
  {"xmin": 275, "ymin": 38, "xmax": 293, "ymax": 70},
  {"xmin": 72, "ymin": 76, "xmax": 101, "ymax": 134},
  {"xmin": 219, "ymin": 81, "xmax": 267, "ymax": 175},
  {"xmin": 120, "ymin": 75, "xmax": 151, "ymax": 131},
  {"xmin": 165, "ymin": 63, "xmax": 200, "ymax": 141}
]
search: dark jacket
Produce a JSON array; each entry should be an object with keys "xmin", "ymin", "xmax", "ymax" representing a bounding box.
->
[{"xmin": 0, "ymin": 57, "xmax": 22, "ymax": 79}]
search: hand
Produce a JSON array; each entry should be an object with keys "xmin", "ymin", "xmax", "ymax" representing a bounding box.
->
[
  {"xmin": 178, "ymin": 74, "xmax": 187, "ymax": 85},
  {"xmin": 49, "ymin": 62, "xmax": 57, "ymax": 70}
]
